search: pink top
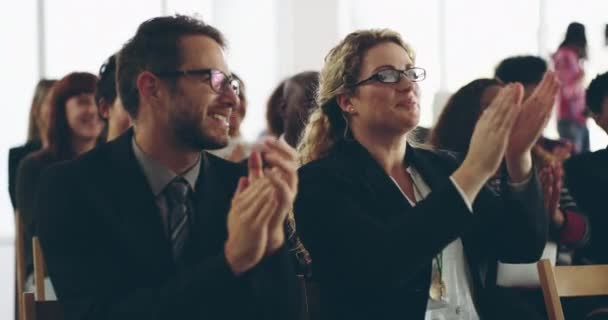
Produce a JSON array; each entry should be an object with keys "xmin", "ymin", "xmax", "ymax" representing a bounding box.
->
[{"xmin": 552, "ymin": 46, "xmax": 586, "ymax": 124}]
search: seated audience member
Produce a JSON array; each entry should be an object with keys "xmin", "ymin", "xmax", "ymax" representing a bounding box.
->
[
  {"xmin": 294, "ymin": 29, "xmax": 552, "ymax": 320},
  {"xmin": 281, "ymin": 71, "xmax": 319, "ymax": 147},
  {"xmin": 281, "ymin": 71, "xmax": 320, "ymax": 277},
  {"xmin": 209, "ymin": 73, "xmax": 252, "ymax": 161},
  {"xmin": 97, "ymin": 54, "xmax": 132, "ymax": 141},
  {"xmin": 565, "ymin": 72, "xmax": 608, "ymax": 264},
  {"xmin": 9, "ymin": 79, "xmax": 56, "ymax": 208},
  {"xmin": 35, "ymin": 15, "xmax": 298, "ymax": 320},
  {"xmin": 16, "ymin": 72, "xmax": 102, "ymax": 285},
  {"xmin": 261, "ymin": 79, "xmax": 287, "ymax": 139},
  {"xmin": 495, "ymin": 56, "xmax": 590, "ymax": 253}
]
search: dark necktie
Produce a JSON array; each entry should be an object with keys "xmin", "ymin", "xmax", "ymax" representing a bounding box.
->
[{"xmin": 165, "ymin": 177, "xmax": 192, "ymax": 261}]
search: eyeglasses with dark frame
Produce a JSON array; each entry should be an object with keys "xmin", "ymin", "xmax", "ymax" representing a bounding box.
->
[
  {"xmin": 155, "ymin": 68, "xmax": 240, "ymax": 95},
  {"xmin": 353, "ymin": 67, "xmax": 426, "ymax": 87}
]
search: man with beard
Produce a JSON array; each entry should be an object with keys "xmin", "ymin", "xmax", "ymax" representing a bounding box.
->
[{"xmin": 34, "ymin": 15, "xmax": 299, "ymax": 320}]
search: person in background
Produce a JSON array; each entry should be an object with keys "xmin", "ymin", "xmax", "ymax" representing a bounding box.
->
[
  {"xmin": 97, "ymin": 54, "xmax": 132, "ymax": 142},
  {"xmin": 280, "ymin": 71, "xmax": 319, "ymax": 148},
  {"xmin": 209, "ymin": 73, "xmax": 252, "ymax": 162},
  {"xmin": 563, "ymin": 72, "xmax": 608, "ymax": 319},
  {"xmin": 9, "ymin": 79, "xmax": 56, "ymax": 208},
  {"xmin": 16, "ymin": 72, "xmax": 102, "ymax": 291},
  {"xmin": 553, "ymin": 22, "xmax": 590, "ymax": 154},
  {"xmin": 565, "ymin": 71, "xmax": 608, "ymax": 265},
  {"xmin": 261, "ymin": 79, "xmax": 287, "ymax": 139}
]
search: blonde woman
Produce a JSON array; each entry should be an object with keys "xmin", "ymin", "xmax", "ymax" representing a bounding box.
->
[{"xmin": 294, "ymin": 29, "xmax": 558, "ymax": 320}]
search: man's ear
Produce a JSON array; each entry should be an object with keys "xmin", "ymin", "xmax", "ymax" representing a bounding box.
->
[
  {"xmin": 136, "ymin": 71, "xmax": 163, "ymax": 103},
  {"xmin": 337, "ymin": 93, "xmax": 356, "ymax": 114}
]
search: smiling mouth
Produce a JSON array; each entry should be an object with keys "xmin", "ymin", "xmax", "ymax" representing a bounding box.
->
[{"xmin": 210, "ymin": 114, "xmax": 229, "ymax": 127}]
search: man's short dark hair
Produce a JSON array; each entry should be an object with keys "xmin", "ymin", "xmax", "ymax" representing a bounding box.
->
[
  {"xmin": 97, "ymin": 54, "xmax": 118, "ymax": 106},
  {"xmin": 495, "ymin": 55, "xmax": 547, "ymax": 85},
  {"xmin": 586, "ymin": 72, "xmax": 608, "ymax": 115},
  {"xmin": 117, "ymin": 15, "xmax": 225, "ymax": 118}
]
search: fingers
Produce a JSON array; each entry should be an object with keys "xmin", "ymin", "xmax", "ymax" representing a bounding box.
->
[
  {"xmin": 255, "ymin": 138, "xmax": 299, "ymax": 192},
  {"xmin": 526, "ymin": 72, "xmax": 558, "ymax": 123},
  {"xmin": 231, "ymin": 178, "xmax": 273, "ymax": 218},
  {"xmin": 248, "ymin": 150, "xmax": 264, "ymax": 182},
  {"xmin": 263, "ymin": 152, "xmax": 298, "ymax": 191},
  {"xmin": 252, "ymin": 193, "xmax": 279, "ymax": 227},
  {"xmin": 485, "ymin": 84, "xmax": 521, "ymax": 135},
  {"xmin": 503, "ymin": 83, "xmax": 524, "ymax": 130},
  {"xmin": 262, "ymin": 138, "xmax": 299, "ymax": 163},
  {"xmin": 235, "ymin": 176, "xmax": 249, "ymax": 195},
  {"xmin": 265, "ymin": 168, "xmax": 295, "ymax": 214}
]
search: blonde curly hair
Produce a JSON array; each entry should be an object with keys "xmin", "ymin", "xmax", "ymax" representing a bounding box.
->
[{"xmin": 297, "ymin": 29, "xmax": 415, "ymax": 164}]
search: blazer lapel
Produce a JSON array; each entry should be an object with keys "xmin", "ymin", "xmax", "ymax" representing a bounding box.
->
[
  {"xmin": 106, "ymin": 130, "xmax": 173, "ymax": 270},
  {"xmin": 185, "ymin": 153, "xmax": 244, "ymax": 261},
  {"xmin": 406, "ymin": 145, "xmax": 458, "ymax": 191},
  {"xmin": 333, "ymin": 140, "xmax": 413, "ymax": 220}
]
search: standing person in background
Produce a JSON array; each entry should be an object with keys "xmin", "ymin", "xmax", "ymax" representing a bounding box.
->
[
  {"xmin": 8, "ymin": 79, "xmax": 56, "ymax": 208},
  {"xmin": 553, "ymin": 22, "xmax": 590, "ymax": 154},
  {"xmin": 97, "ymin": 54, "xmax": 132, "ymax": 142}
]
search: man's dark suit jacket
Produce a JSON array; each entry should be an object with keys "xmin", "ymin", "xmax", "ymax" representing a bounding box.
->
[
  {"xmin": 35, "ymin": 130, "xmax": 298, "ymax": 320},
  {"xmin": 9, "ymin": 140, "xmax": 41, "ymax": 208},
  {"xmin": 294, "ymin": 139, "xmax": 547, "ymax": 320},
  {"xmin": 565, "ymin": 146, "xmax": 608, "ymax": 263}
]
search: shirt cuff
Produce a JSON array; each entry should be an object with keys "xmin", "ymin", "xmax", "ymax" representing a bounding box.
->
[
  {"xmin": 449, "ymin": 176, "xmax": 473, "ymax": 213},
  {"xmin": 507, "ymin": 171, "xmax": 533, "ymax": 192}
]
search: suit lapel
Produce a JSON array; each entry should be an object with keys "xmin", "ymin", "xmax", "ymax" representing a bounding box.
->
[
  {"xmin": 106, "ymin": 130, "xmax": 173, "ymax": 269},
  {"xmin": 184, "ymin": 153, "xmax": 244, "ymax": 261},
  {"xmin": 333, "ymin": 140, "xmax": 412, "ymax": 220}
]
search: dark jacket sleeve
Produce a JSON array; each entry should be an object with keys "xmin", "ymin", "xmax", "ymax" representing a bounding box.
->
[
  {"xmin": 295, "ymin": 159, "xmax": 547, "ymax": 290},
  {"xmin": 476, "ymin": 170, "xmax": 548, "ymax": 264},
  {"xmin": 36, "ymin": 164, "xmax": 297, "ymax": 320},
  {"xmin": 294, "ymin": 166, "xmax": 474, "ymax": 289},
  {"xmin": 564, "ymin": 153, "xmax": 608, "ymax": 263},
  {"xmin": 249, "ymin": 244, "xmax": 299, "ymax": 320}
]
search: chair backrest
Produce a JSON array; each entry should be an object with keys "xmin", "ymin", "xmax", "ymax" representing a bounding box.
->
[
  {"xmin": 21, "ymin": 292, "xmax": 63, "ymax": 320},
  {"xmin": 32, "ymin": 237, "xmax": 46, "ymax": 301},
  {"xmin": 15, "ymin": 210, "xmax": 26, "ymax": 320},
  {"xmin": 537, "ymin": 259, "xmax": 608, "ymax": 320}
]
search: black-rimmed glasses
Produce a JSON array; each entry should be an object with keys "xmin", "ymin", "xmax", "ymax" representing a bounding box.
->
[
  {"xmin": 354, "ymin": 67, "xmax": 426, "ymax": 87},
  {"xmin": 155, "ymin": 68, "xmax": 240, "ymax": 95}
]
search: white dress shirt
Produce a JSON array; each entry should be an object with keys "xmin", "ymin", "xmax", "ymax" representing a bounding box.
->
[{"xmin": 389, "ymin": 166, "xmax": 480, "ymax": 320}]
